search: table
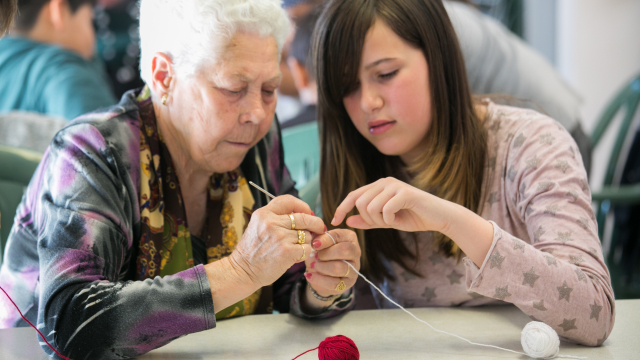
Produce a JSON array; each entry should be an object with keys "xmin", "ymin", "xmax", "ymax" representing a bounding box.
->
[{"xmin": 1, "ymin": 300, "xmax": 638, "ymax": 359}]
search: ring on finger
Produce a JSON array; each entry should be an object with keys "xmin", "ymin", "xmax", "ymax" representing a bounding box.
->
[
  {"xmin": 298, "ymin": 243, "xmax": 306, "ymax": 261},
  {"xmin": 344, "ymin": 265, "xmax": 350, "ymax": 277},
  {"xmin": 297, "ymin": 230, "xmax": 306, "ymax": 244},
  {"xmin": 289, "ymin": 214, "xmax": 296, "ymax": 230},
  {"xmin": 335, "ymin": 279, "xmax": 346, "ymax": 292}
]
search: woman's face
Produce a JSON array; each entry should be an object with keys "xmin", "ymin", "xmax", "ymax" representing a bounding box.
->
[
  {"xmin": 169, "ymin": 32, "xmax": 281, "ymax": 174},
  {"xmin": 343, "ymin": 20, "xmax": 432, "ymax": 163}
]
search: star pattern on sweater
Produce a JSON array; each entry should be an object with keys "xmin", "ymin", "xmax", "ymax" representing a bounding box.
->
[
  {"xmin": 545, "ymin": 255, "xmax": 558, "ymax": 267},
  {"xmin": 513, "ymin": 238, "xmax": 526, "ymax": 253},
  {"xmin": 519, "ymin": 183, "xmax": 527, "ymax": 199},
  {"xmin": 513, "ymin": 133, "xmax": 526, "ymax": 148},
  {"xmin": 489, "ymin": 120, "xmax": 502, "ymax": 133},
  {"xmin": 580, "ymin": 178, "xmax": 589, "ymax": 193},
  {"xmin": 533, "ymin": 299, "xmax": 548, "ymax": 311},
  {"xmin": 569, "ymin": 254, "xmax": 584, "ymax": 265},
  {"xmin": 558, "ymin": 318, "xmax": 578, "ymax": 332},
  {"xmin": 597, "ymin": 333, "xmax": 607, "ymax": 346},
  {"xmin": 566, "ymin": 190, "xmax": 579, "ymax": 201},
  {"xmin": 401, "ymin": 270, "xmax": 418, "ymax": 282},
  {"xmin": 493, "ymin": 285, "xmax": 512, "ymax": 301},
  {"xmin": 544, "ymin": 204, "xmax": 559, "ymax": 216},
  {"xmin": 422, "ymin": 287, "xmax": 436, "ymax": 302},
  {"xmin": 522, "ymin": 267, "xmax": 540, "ymax": 288},
  {"xmin": 446, "ymin": 270, "xmax": 463, "ymax": 285},
  {"xmin": 489, "ymin": 250, "xmax": 505, "ymax": 270},
  {"xmin": 590, "ymin": 300, "xmax": 603, "ymax": 322},
  {"xmin": 525, "ymin": 155, "xmax": 541, "ymax": 170},
  {"xmin": 575, "ymin": 268, "xmax": 587, "ymax": 283},
  {"xmin": 488, "ymin": 156, "xmax": 497, "ymax": 172},
  {"xmin": 488, "ymin": 192, "xmax": 501, "ymax": 206},
  {"xmin": 537, "ymin": 181, "xmax": 555, "ymax": 192},
  {"xmin": 555, "ymin": 231, "xmax": 573, "ymax": 244},
  {"xmin": 534, "ymin": 226, "xmax": 546, "ymax": 242},
  {"xmin": 507, "ymin": 166, "xmax": 517, "ymax": 181},
  {"xmin": 569, "ymin": 146, "xmax": 576, "ymax": 158},
  {"xmin": 555, "ymin": 160, "xmax": 570, "ymax": 173},
  {"xmin": 557, "ymin": 281, "xmax": 574, "ymax": 302},
  {"xmin": 428, "ymin": 253, "xmax": 443, "ymax": 266},
  {"xmin": 577, "ymin": 217, "xmax": 589, "ymax": 229},
  {"xmin": 526, "ymin": 203, "xmax": 535, "ymax": 216},
  {"xmin": 539, "ymin": 132, "xmax": 555, "ymax": 145}
]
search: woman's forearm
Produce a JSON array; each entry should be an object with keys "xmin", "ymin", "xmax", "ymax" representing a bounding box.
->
[{"xmin": 439, "ymin": 199, "xmax": 494, "ymax": 267}]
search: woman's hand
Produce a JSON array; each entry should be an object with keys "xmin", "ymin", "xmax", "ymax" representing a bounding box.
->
[
  {"xmin": 303, "ymin": 229, "xmax": 361, "ymax": 305},
  {"xmin": 331, "ymin": 177, "xmax": 449, "ymax": 233},
  {"xmin": 228, "ymin": 195, "xmax": 324, "ymax": 288}
]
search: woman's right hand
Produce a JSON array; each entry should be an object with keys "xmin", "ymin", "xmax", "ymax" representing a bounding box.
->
[{"xmin": 229, "ymin": 195, "xmax": 326, "ymax": 288}]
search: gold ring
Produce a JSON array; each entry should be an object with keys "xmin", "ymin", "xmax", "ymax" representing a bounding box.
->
[
  {"xmin": 344, "ymin": 265, "xmax": 350, "ymax": 277},
  {"xmin": 298, "ymin": 243, "xmax": 306, "ymax": 261},
  {"xmin": 297, "ymin": 230, "xmax": 306, "ymax": 244},
  {"xmin": 335, "ymin": 280, "xmax": 346, "ymax": 292},
  {"xmin": 289, "ymin": 214, "xmax": 296, "ymax": 230}
]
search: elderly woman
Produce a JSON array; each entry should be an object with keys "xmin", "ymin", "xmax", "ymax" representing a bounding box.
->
[{"xmin": 0, "ymin": 0, "xmax": 360, "ymax": 358}]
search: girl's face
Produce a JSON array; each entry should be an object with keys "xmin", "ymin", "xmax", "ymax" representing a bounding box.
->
[{"xmin": 343, "ymin": 20, "xmax": 432, "ymax": 164}]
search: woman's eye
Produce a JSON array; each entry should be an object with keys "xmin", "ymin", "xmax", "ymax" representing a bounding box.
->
[
  {"xmin": 226, "ymin": 89, "xmax": 242, "ymax": 95},
  {"xmin": 262, "ymin": 89, "xmax": 275, "ymax": 95},
  {"xmin": 379, "ymin": 70, "xmax": 399, "ymax": 80}
]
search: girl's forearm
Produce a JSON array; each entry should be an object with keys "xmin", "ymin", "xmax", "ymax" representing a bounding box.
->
[{"xmin": 439, "ymin": 200, "xmax": 494, "ymax": 267}]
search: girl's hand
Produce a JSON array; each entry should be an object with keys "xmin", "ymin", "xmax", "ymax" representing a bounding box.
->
[
  {"xmin": 331, "ymin": 177, "xmax": 449, "ymax": 233},
  {"xmin": 304, "ymin": 229, "xmax": 361, "ymax": 299}
]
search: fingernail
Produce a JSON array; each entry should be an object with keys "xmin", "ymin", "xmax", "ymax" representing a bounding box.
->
[
  {"xmin": 310, "ymin": 261, "xmax": 315, "ymax": 269},
  {"xmin": 324, "ymin": 225, "xmax": 327, "ymax": 233},
  {"xmin": 312, "ymin": 240, "xmax": 321, "ymax": 249},
  {"xmin": 304, "ymin": 272, "xmax": 312, "ymax": 280},
  {"xmin": 311, "ymin": 210, "xmax": 315, "ymax": 216},
  {"xmin": 331, "ymin": 217, "xmax": 336, "ymax": 225}
]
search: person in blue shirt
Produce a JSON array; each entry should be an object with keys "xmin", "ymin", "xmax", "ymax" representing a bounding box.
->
[{"xmin": 0, "ymin": 0, "xmax": 116, "ymax": 121}]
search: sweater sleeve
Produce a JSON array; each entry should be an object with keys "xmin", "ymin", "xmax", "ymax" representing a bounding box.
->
[
  {"xmin": 464, "ymin": 116, "xmax": 614, "ymax": 346},
  {"xmin": 34, "ymin": 123, "xmax": 215, "ymax": 360}
]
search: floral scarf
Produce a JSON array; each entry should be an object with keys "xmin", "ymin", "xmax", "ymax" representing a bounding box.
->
[{"xmin": 134, "ymin": 87, "xmax": 271, "ymax": 318}]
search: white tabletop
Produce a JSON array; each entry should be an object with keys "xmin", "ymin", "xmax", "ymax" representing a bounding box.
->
[{"xmin": 1, "ymin": 300, "xmax": 638, "ymax": 359}]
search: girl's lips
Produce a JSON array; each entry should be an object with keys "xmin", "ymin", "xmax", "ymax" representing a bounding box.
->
[{"xmin": 368, "ymin": 120, "xmax": 396, "ymax": 135}]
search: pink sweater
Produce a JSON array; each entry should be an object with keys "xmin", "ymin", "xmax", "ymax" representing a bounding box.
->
[{"xmin": 369, "ymin": 101, "xmax": 614, "ymax": 346}]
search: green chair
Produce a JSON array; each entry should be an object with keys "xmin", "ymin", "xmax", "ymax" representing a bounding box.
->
[
  {"xmin": 281, "ymin": 122, "xmax": 320, "ymax": 190},
  {"xmin": 590, "ymin": 73, "xmax": 640, "ymax": 299},
  {"xmin": 0, "ymin": 145, "xmax": 42, "ymax": 268},
  {"xmin": 299, "ymin": 172, "xmax": 321, "ymax": 215}
]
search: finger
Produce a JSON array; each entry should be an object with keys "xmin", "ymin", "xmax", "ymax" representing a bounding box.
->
[
  {"xmin": 291, "ymin": 230, "xmax": 313, "ymax": 245},
  {"xmin": 367, "ymin": 189, "xmax": 397, "ymax": 225},
  {"xmin": 267, "ymin": 194, "xmax": 312, "ymax": 216},
  {"xmin": 352, "ymin": 185, "xmax": 386, "ymax": 227},
  {"xmin": 310, "ymin": 229, "xmax": 357, "ymax": 252},
  {"xmin": 282, "ymin": 212, "xmax": 325, "ymax": 235},
  {"xmin": 311, "ymin": 259, "xmax": 354, "ymax": 278},
  {"xmin": 315, "ymin": 242, "xmax": 360, "ymax": 263},
  {"xmin": 331, "ymin": 184, "xmax": 372, "ymax": 226},
  {"xmin": 306, "ymin": 272, "xmax": 355, "ymax": 295},
  {"xmin": 345, "ymin": 215, "xmax": 376, "ymax": 229},
  {"xmin": 382, "ymin": 194, "xmax": 407, "ymax": 225},
  {"xmin": 292, "ymin": 243, "xmax": 312, "ymax": 263}
]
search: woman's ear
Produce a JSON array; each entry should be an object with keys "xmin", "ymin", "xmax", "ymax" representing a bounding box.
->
[
  {"xmin": 150, "ymin": 52, "xmax": 174, "ymax": 97},
  {"xmin": 48, "ymin": 0, "xmax": 68, "ymax": 30}
]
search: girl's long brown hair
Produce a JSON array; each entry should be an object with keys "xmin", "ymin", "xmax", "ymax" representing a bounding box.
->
[{"xmin": 313, "ymin": 0, "xmax": 487, "ymax": 280}]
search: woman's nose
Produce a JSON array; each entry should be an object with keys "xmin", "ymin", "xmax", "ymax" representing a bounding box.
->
[
  {"xmin": 241, "ymin": 92, "xmax": 267, "ymax": 124},
  {"xmin": 360, "ymin": 84, "xmax": 383, "ymax": 113}
]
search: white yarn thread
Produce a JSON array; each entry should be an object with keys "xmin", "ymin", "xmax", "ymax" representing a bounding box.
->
[
  {"xmin": 326, "ymin": 229, "xmax": 586, "ymax": 360},
  {"xmin": 522, "ymin": 322, "xmax": 560, "ymax": 359}
]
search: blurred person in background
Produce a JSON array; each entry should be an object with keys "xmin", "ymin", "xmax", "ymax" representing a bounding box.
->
[
  {"xmin": 0, "ymin": 0, "xmax": 116, "ymax": 121},
  {"xmin": 0, "ymin": 0, "xmax": 17, "ymax": 35},
  {"xmin": 281, "ymin": 8, "xmax": 320, "ymax": 129}
]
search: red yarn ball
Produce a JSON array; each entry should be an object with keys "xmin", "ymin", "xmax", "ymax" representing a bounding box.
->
[{"xmin": 318, "ymin": 335, "xmax": 359, "ymax": 360}]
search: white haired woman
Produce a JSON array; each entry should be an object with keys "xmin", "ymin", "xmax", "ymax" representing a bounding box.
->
[{"xmin": 0, "ymin": 0, "xmax": 360, "ymax": 358}]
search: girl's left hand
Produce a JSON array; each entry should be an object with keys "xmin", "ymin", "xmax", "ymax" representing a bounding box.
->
[{"xmin": 331, "ymin": 177, "xmax": 449, "ymax": 233}]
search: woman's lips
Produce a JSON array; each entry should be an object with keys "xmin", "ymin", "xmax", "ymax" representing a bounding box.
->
[{"xmin": 368, "ymin": 120, "xmax": 396, "ymax": 135}]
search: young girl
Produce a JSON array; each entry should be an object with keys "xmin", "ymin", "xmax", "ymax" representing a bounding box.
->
[{"xmin": 311, "ymin": 0, "xmax": 613, "ymax": 346}]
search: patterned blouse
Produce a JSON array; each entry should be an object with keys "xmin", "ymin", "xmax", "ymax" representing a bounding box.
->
[
  {"xmin": 0, "ymin": 89, "xmax": 354, "ymax": 359},
  {"xmin": 370, "ymin": 100, "xmax": 614, "ymax": 346}
]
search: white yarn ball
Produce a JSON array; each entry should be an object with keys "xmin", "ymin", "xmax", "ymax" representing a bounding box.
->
[{"xmin": 521, "ymin": 321, "xmax": 560, "ymax": 359}]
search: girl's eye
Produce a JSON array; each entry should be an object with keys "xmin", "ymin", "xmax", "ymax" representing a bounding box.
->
[{"xmin": 380, "ymin": 69, "xmax": 399, "ymax": 80}]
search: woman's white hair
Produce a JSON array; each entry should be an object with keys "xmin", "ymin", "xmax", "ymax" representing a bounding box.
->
[{"xmin": 139, "ymin": 0, "xmax": 291, "ymax": 84}]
